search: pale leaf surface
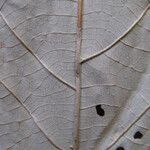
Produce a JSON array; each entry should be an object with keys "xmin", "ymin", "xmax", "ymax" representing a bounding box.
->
[
  {"xmin": 0, "ymin": 0, "xmax": 150, "ymax": 150},
  {"xmin": 0, "ymin": 83, "xmax": 58, "ymax": 150}
]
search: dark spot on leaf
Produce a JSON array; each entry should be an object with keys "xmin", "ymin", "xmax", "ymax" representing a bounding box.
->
[
  {"xmin": 0, "ymin": 42, "xmax": 5, "ymax": 48},
  {"xmin": 116, "ymin": 147, "xmax": 125, "ymax": 150},
  {"xmin": 134, "ymin": 131, "xmax": 143, "ymax": 139},
  {"xmin": 70, "ymin": 145, "xmax": 73, "ymax": 149},
  {"xmin": 95, "ymin": 105, "xmax": 105, "ymax": 116}
]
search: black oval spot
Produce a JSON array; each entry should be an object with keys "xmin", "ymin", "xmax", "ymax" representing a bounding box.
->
[
  {"xmin": 116, "ymin": 147, "xmax": 125, "ymax": 150},
  {"xmin": 134, "ymin": 131, "xmax": 143, "ymax": 139},
  {"xmin": 95, "ymin": 105, "xmax": 105, "ymax": 116}
]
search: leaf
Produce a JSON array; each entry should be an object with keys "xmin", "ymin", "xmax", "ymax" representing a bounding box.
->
[
  {"xmin": 0, "ymin": 82, "xmax": 59, "ymax": 150},
  {"xmin": 0, "ymin": 0, "xmax": 150, "ymax": 150}
]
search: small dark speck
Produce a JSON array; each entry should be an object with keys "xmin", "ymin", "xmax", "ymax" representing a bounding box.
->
[
  {"xmin": 134, "ymin": 131, "xmax": 143, "ymax": 139},
  {"xmin": 95, "ymin": 105, "xmax": 105, "ymax": 116},
  {"xmin": 116, "ymin": 147, "xmax": 125, "ymax": 150},
  {"xmin": 70, "ymin": 145, "xmax": 73, "ymax": 149}
]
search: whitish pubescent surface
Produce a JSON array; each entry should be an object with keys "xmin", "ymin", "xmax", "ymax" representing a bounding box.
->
[{"xmin": 0, "ymin": 0, "xmax": 150, "ymax": 150}]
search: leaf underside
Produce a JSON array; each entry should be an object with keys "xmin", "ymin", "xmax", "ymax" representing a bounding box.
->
[{"xmin": 0, "ymin": 0, "xmax": 150, "ymax": 150}]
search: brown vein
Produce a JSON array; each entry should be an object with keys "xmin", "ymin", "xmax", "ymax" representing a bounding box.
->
[
  {"xmin": 0, "ymin": 81, "xmax": 62, "ymax": 150},
  {"xmin": 73, "ymin": 0, "xmax": 83, "ymax": 149},
  {"xmin": 0, "ymin": 11, "xmax": 76, "ymax": 90},
  {"xmin": 81, "ymin": 4, "xmax": 150, "ymax": 64}
]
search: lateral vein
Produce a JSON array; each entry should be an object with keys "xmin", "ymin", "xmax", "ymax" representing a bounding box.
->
[
  {"xmin": 0, "ymin": 11, "xmax": 76, "ymax": 90},
  {"xmin": 107, "ymin": 106, "xmax": 150, "ymax": 150},
  {"xmin": 81, "ymin": 4, "xmax": 150, "ymax": 64},
  {"xmin": 0, "ymin": 81, "xmax": 63, "ymax": 150}
]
